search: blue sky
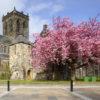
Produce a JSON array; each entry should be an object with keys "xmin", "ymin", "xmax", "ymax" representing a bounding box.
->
[
  {"xmin": 0, "ymin": 0, "xmax": 99, "ymax": 41},
  {"xmin": 21, "ymin": 0, "xmax": 100, "ymax": 22}
]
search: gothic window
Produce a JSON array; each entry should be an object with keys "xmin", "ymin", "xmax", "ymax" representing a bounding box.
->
[
  {"xmin": 5, "ymin": 46, "xmax": 9, "ymax": 54},
  {"xmin": 23, "ymin": 21, "xmax": 27, "ymax": 28},
  {"xmin": 9, "ymin": 19, "xmax": 13, "ymax": 32},
  {"xmin": 16, "ymin": 19, "xmax": 20, "ymax": 32},
  {"xmin": 0, "ymin": 44, "xmax": 4, "ymax": 53},
  {"xmin": 5, "ymin": 22, "xmax": 7, "ymax": 34},
  {"xmin": 4, "ymin": 46, "xmax": 7, "ymax": 53}
]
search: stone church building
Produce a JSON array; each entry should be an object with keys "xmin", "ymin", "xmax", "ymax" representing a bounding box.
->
[{"xmin": 0, "ymin": 8, "xmax": 35, "ymax": 79}]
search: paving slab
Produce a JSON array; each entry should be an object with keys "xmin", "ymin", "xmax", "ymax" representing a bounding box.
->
[
  {"xmin": 75, "ymin": 87, "xmax": 100, "ymax": 100},
  {"xmin": 0, "ymin": 88, "xmax": 81, "ymax": 100},
  {"xmin": 0, "ymin": 87, "xmax": 6, "ymax": 94},
  {"xmin": 0, "ymin": 85, "xmax": 100, "ymax": 100}
]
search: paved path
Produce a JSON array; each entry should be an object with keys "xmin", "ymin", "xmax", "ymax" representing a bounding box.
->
[
  {"xmin": 0, "ymin": 87, "xmax": 6, "ymax": 94},
  {"xmin": 0, "ymin": 85, "xmax": 100, "ymax": 100},
  {"xmin": 0, "ymin": 88, "xmax": 81, "ymax": 100},
  {"xmin": 75, "ymin": 87, "xmax": 100, "ymax": 100}
]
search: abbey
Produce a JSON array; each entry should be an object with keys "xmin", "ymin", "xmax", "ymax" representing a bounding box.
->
[
  {"xmin": 0, "ymin": 8, "xmax": 35, "ymax": 79},
  {"xmin": 0, "ymin": 8, "xmax": 100, "ymax": 80}
]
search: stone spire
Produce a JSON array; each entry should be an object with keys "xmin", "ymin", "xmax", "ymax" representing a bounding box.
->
[
  {"xmin": 43, "ymin": 24, "xmax": 48, "ymax": 31},
  {"xmin": 14, "ymin": 6, "xmax": 16, "ymax": 11},
  {"xmin": 13, "ymin": 6, "xmax": 17, "ymax": 13},
  {"xmin": 40, "ymin": 24, "xmax": 48, "ymax": 37}
]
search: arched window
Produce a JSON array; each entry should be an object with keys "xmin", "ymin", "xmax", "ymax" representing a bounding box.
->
[
  {"xmin": 23, "ymin": 21, "xmax": 27, "ymax": 28},
  {"xmin": 9, "ymin": 19, "xmax": 13, "ymax": 32},
  {"xmin": 5, "ymin": 22, "xmax": 7, "ymax": 34},
  {"xmin": 0, "ymin": 44, "xmax": 4, "ymax": 53},
  {"xmin": 16, "ymin": 19, "xmax": 20, "ymax": 32},
  {"xmin": 4, "ymin": 46, "xmax": 7, "ymax": 53}
]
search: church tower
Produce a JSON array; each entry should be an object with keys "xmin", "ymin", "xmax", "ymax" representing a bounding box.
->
[{"xmin": 2, "ymin": 7, "xmax": 29, "ymax": 40}]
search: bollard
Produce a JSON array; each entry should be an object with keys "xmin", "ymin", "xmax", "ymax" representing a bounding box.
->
[
  {"xmin": 70, "ymin": 79, "xmax": 73, "ymax": 92},
  {"xmin": 7, "ymin": 80, "xmax": 10, "ymax": 91}
]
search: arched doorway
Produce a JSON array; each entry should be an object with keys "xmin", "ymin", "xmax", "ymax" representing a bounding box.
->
[{"xmin": 27, "ymin": 69, "xmax": 32, "ymax": 80}]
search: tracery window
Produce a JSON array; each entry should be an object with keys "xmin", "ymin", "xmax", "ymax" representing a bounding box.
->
[
  {"xmin": 0, "ymin": 44, "xmax": 4, "ymax": 53},
  {"xmin": 9, "ymin": 19, "xmax": 13, "ymax": 32},
  {"xmin": 5, "ymin": 22, "xmax": 7, "ymax": 34},
  {"xmin": 23, "ymin": 21, "xmax": 27, "ymax": 28},
  {"xmin": 16, "ymin": 19, "xmax": 20, "ymax": 32},
  {"xmin": 4, "ymin": 46, "xmax": 7, "ymax": 53}
]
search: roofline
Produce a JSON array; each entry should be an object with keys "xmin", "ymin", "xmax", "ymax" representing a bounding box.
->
[
  {"xmin": 10, "ymin": 42, "xmax": 32, "ymax": 46},
  {"xmin": 2, "ymin": 9, "xmax": 29, "ymax": 21}
]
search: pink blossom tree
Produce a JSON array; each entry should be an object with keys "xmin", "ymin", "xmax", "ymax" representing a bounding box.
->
[
  {"xmin": 76, "ymin": 17, "xmax": 100, "ymax": 69},
  {"xmin": 32, "ymin": 17, "xmax": 100, "ymax": 91},
  {"xmin": 32, "ymin": 17, "xmax": 78, "ymax": 79}
]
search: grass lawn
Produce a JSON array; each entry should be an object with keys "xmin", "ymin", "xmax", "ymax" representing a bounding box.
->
[
  {"xmin": 0, "ymin": 80, "xmax": 100, "ymax": 85},
  {"xmin": 0, "ymin": 80, "xmax": 69, "ymax": 85}
]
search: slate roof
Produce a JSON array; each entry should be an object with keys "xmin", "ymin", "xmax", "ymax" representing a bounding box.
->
[
  {"xmin": 11, "ymin": 34, "xmax": 32, "ymax": 45},
  {"xmin": 0, "ymin": 35, "xmax": 12, "ymax": 45}
]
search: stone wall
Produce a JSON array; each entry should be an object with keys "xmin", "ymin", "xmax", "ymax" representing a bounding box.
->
[{"xmin": 9, "ymin": 43, "xmax": 35, "ymax": 79}]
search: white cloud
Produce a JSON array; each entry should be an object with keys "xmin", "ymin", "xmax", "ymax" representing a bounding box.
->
[
  {"xmin": 52, "ymin": 4, "xmax": 64, "ymax": 13},
  {"xmin": 28, "ymin": 2, "xmax": 64, "ymax": 14},
  {"xmin": 29, "ymin": 3, "xmax": 52, "ymax": 13}
]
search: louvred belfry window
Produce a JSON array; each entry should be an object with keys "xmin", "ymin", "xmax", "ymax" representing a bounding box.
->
[
  {"xmin": 16, "ymin": 19, "xmax": 20, "ymax": 32},
  {"xmin": 9, "ymin": 19, "xmax": 13, "ymax": 32}
]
